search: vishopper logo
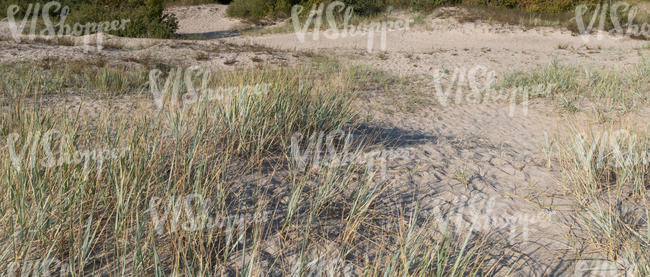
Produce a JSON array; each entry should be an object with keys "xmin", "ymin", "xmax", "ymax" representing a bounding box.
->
[
  {"xmin": 149, "ymin": 66, "xmax": 271, "ymax": 110},
  {"xmin": 291, "ymin": 1, "xmax": 413, "ymax": 53},
  {"xmin": 290, "ymin": 129, "xmax": 410, "ymax": 181},
  {"xmin": 575, "ymin": 1, "xmax": 650, "ymax": 42},
  {"xmin": 574, "ymin": 258, "xmax": 637, "ymax": 276},
  {"xmin": 4, "ymin": 1, "xmax": 130, "ymax": 52},
  {"xmin": 423, "ymin": 194, "xmax": 549, "ymax": 245},
  {"xmin": 574, "ymin": 129, "xmax": 650, "ymax": 170},
  {"xmin": 290, "ymin": 252, "xmax": 355, "ymax": 277},
  {"xmin": 149, "ymin": 194, "xmax": 271, "ymax": 235},
  {"xmin": 4, "ymin": 258, "xmax": 69, "ymax": 277},
  {"xmin": 6, "ymin": 129, "xmax": 129, "ymax": 180},
  {"xmin": 433, "ymin": 65, "xmax": 555, "ymax": 117}
]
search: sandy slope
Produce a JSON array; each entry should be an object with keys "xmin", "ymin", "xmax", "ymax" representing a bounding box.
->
[
  {"xmin": 166, "ymin": 4, "xmax": 246, "ymax": 36},
  {"xmin": 228, "ymin": 12, "xmax": 647, "ymax": 77},
  {"xmin": 366, "ymin": 100, "xmax": 582, "ymax": 275},
  {"xmin": 223, "ymin": 9, "xmax": 646, "ymax": 275}
]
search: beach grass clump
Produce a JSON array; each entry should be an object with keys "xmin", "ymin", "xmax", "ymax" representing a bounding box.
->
[
  {"xmin": 0, "ymin": 61, "xmax": 148, "ymax": 98},
  {"xmin": 557, "ymin": 125, "xmax": 649, "ymax": 275},
  {"xmin": 0, "ymin": 57, "xmax": 504, "ymax": 275},
  {"xmin": 500, "ymin": 60, "xmax": 650, "ymax": 115}
]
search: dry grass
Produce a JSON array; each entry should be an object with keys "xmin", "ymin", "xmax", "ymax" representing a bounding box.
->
[
  {"xmin": 0, "ymin": 60, "xmax": 148, "ymax": 98},
  {"xmin": 481, "ymin": 57, "xmax": 650, "ymax": 275},
  {"xmin": 0, "ymin": 59, "xmax": 502, "ymax": 276},
  {"xmin": 556, "ymin": 124, "xmax": 649, "ymax": 275},
  {"xmin": 437, "ymin": 4, "xmax": 569, "ymax": 28},
  {"xmin": 499, "ymin": 59, "xmax": 650, "ymax": 118},
  {"xmin": 506, "ymin": 59, "xmax": 650, "ymax": 275}
]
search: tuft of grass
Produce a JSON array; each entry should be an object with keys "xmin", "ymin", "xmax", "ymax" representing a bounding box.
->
[
  {"xmin": 193, "ymin": 51, "xmax": 209, "ymax": 61},
  {"xmin": 499, "ymin": 60, "xmax": 650, "ymax": 115},
  {"xmin": 557, "ymin": 125, "xmax": 650, "ymax": 275},
  {"xmin": 557, "ymin": 43, "xmax": 569, "ymax": 50},
  {"xmin": 0, "ymin": 61, "xmax": 148, "ymax": 98},
  {"xmin": 224, "ymin": 58, "xmax": 238, "ymax": 65}
]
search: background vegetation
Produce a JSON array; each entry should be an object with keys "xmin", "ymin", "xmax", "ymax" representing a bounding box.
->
[
  {"xmin": 0, "ymin": 58, "xmax": 503, "ymax": 276},
  {"xmin": 0, "ymin": 0, "xmax": 636, "ymax": 38},
  {"xmin": 0, "ymin": 0, "xmax": 179, "ymax": 38},
  {"xmin": 226, "ymin": 0, "xmax": 604, "ymax": 20}
]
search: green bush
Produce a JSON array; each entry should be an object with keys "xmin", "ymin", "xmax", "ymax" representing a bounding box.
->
[
  {"xmin": 341, "ymin": 0, "xmax": 389, "ymax": 15},
  {"xmin": 227, "ymin": 0, "xmax": 276, "ymax": 19},
  {"xmin": 467, "ymin": 0, "xmax": 602, "ymax": 13},
  {"xmin": 0, "ymin": 0, "xmax": 178, "ymax": 39}
]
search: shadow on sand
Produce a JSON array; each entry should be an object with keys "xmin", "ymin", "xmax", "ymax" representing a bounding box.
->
[{"xmin": 178, "ymin": 27, "xmax": 263, "ymax": 39}]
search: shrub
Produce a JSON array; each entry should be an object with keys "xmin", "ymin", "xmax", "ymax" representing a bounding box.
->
[
  {"xmin": 557, "ymin": 126, "xmax": 650, "ymax": 275},
  {"xmin": 226, "ymin": 0, "xmax": 276, "ymax": 19},
  {"xmin": 226, "ymin": 0, "xmax": 606, "ymax": 20},
  {"xmin": 0, "ymin": 0, "xmax": 178, "ymax": 39},
  {"xmin": 467, "ymin": 0, "xmax": 602, "ymax": 13}
]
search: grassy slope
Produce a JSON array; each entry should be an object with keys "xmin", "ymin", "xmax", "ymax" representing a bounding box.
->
[{"xmin": 0, "ymin": 59, "xmax": 499, "ymax": 276}]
